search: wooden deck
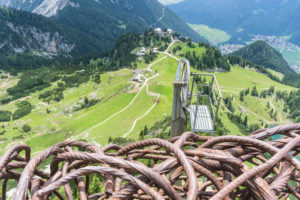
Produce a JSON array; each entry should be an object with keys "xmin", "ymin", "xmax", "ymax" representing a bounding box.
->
[{"xmin": 189, "ymin": 105, "xmax": 214, "ymax": 132}]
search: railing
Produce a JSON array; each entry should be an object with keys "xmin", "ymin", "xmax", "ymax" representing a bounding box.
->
[
  {"xmin": 189, "ymin": 73, "xmax": 222, "ymax": 133},
  {"xmin": 174, "ymin": 58, "xmax": 190, "ymax": 107},
  {"xmin": 171, "ymin": 58, "xmax": 223, "ymax": 136}
]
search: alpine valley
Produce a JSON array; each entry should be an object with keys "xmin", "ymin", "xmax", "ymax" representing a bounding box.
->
[{"xmin": 164, "ymin": 0, "xmax": 300, "ymax": 72}]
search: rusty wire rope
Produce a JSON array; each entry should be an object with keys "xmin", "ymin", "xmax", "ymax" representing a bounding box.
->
[{"xmin": 0, "ymin": 124, "xmax": 300, "ymax": 200}]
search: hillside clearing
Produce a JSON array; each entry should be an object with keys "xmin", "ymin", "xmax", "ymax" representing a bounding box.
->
[{"xmin": 0, "ymin": 40, "xmax": 297, "ymax": 154}]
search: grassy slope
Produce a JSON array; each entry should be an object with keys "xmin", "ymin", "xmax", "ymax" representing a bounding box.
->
[
  {"xmin": 0, "ymin": 55, "xmax": 178, "ymax": 154},
  {"xmin": 213, "ymin": 66, "xmax": 294, "ymax": 134},
  {"xmin": 273, "ymin": 46, "xmax": 300, "ymax": 71},
  {"xmin": 216, "ymin": 67, "xmax": 293, "ymax": 91},
  {"xmin": 168, "ymin": 41, "xmax": 206, "ymax": 56},
  {"xmin": 0, "ymin": 69, "xmax": 136, "ymax": 153},
  {"xmin": 127, "ymin": 57, "xmax": 178, "ymax": 140},
  {"xmin": 169, "ymin": 41, "xmax": 295, "ymax": 134},
  {"xmin": 266, "ymin": 69, "xmax": 284, "ymax": 81},
  {"xmin": 209, "ymin": 65, "xmax": 290, "ymax": 131},
  {"xmin": 188, "ymin": 23, "xmax": 231, "ymax": 45},
  {"xmin": 0, "ymin": 41, "xmax": 296, "ymax": 154}
]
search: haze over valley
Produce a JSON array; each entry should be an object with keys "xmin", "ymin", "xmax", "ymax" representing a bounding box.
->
[{"xmin": 165, "ymin": 0, "xmax": 300, "ymax": 72}]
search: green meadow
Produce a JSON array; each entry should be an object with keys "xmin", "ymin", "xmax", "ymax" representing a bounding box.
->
[
  {"xmin": 0, "ymin": 40, "xmax": 296, "ymax": 154},
  {"xmin": 274, "ymin": 46, "xmax": 300, "ymax": 72},
  {"xmin": 188, "ymin": 23, "xmax": 231, "ymax": 45}
]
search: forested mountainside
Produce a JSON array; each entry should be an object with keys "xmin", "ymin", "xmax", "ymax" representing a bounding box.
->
[
  {"xmin": 231, "ymin": 41, "xmax": 300, "ymax": 88},
  {"xmin": 0, "ymin": 0, "xmax": 201, "ymax": 55},
  {"xmin": 0, "ymin": 6, "xmax": 104, "ymax": 71},
  {"xmin": 52, "ymin": 0, "xmax": 201, "ymax": 51},
  {"xmin": 233, "ymin": 41, "xmax": 293, "ymax": 75},
  {"xmin": 167, "ymin": 0, "xmax": 300, "ymax": 45}
]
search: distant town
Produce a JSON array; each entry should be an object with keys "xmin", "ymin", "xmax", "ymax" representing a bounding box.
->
[
  {"xmin": 251, "ymin": 35, "xmax": 297, "ymax": 52},
  {"xmin": 219, "ymin": 44, "xmax": 245, "ymax": 55}
]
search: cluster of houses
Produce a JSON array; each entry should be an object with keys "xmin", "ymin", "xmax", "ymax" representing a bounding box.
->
[
  {"xmin": 136, "ymin": 47, "xmax": 147, "ymax": 57},
  {"xmin": 132, "ymin": 69, "xmax": 144, "ymax": 83},
  {"xmin": 135, "ymin": 28, "xmax": 173, "ymax": 58},
  {"xmin": 132, "ymin": 28, "xmax": 174, "ymax": 82}
]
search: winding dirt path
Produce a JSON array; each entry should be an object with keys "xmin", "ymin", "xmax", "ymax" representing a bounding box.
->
[
  {"xmin": 72, "ymin": 80, "xmax": 148, "ymax": 139},
  {"xmin": 121, "ymin": 39, "xmax": 181, "ymax": 137},
  {"xmin": 72, "ymin": 53, "xmax": 171, "ymax": 139}
]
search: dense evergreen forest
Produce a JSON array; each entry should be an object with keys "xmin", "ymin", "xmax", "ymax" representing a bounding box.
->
[
  {"xmin": 0, "ymin": 0, "xmax": 203, "ymax": 72},
  {"xmin": 0, "ymin": 7, "xmax": 105, "ymax": 71},
  {"xmin": 182, "ymin": 40, "xmax": 231, "ymax": 71},
  {"xmin": 276, "ymin": 90, "xmax": 300, "ymax": 123},
  {"xmin": 233, "ymin": 41, "xmax": 300, "ymax": 88}
]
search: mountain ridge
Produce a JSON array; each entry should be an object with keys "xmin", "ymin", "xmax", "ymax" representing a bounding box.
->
[
  {"xmin": 0, "ymin": 6, "xmax": 105, "ymax": 70},
  {"xmin": 232, "ymin": 40, "xmax": 293, "ymax": 75},
  {"xmin": 0, "ymin": 0, "xmax": 202, "ymax": 70},
  {"xmin": 0, "ymin": 0, "xmax": 201, "ymax": 68},
  {"xmin": 0, "ymin": 0, "xmax": 201, "ymax": 43}
]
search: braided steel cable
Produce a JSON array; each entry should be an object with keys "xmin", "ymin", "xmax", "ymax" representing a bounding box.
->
[{"xmin": 0, "ymin": 123, "xmax": 299, "ymax": 200}]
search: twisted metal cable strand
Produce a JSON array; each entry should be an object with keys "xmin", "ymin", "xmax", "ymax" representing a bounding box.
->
[{"xmin": 0, "ymin": 123, "xmax": 298, "ymax": 200}]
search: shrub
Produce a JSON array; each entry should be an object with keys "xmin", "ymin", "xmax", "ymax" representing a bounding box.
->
[
  {"xmin": 0, "ymin": 110, "xmax": 12, "ymax": 122},
  {"xmin": 110, "ymin": 137, "xmax": 135, "ymax": 146},
  {"xmin": 13, "ymin": 101, "xmax": 33, "ymax": 120},
  {"xmin": 22, "ymin": 124, "xmax": 31, "ymax": 132}
]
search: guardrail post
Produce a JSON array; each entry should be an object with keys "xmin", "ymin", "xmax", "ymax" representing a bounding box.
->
[{"xmin": 171, "ymin": 81, "xmax": 187, "ymax": 137}]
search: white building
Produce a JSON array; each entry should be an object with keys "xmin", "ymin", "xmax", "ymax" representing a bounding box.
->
[
  {"xmin": 154, "ymin": 28, "xmax": 163, "ymax": 35},
  {"xmin": 136, "ymin": 52, "xmax": 145, "ymax": 56},
  {"xmin": 140, "ymin": 47, "xmax": 146, "ymax": 53},
  {"xmin": 167, "ymin": 28, "xmax": 173, "ymax": 35},
  {"xmin": 132, "ymin": 69, "xmax": 143, "ymax": 82}
]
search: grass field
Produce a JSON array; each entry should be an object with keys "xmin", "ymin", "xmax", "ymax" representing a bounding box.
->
[
  {"xmin": 266, "ymin": 69, "xmax": 284, "ymax": 80},
  {"xmin": 168, "ymin": 41, "xmax": 206, "ymax": 58},
  {"xmin": 216, "ymin": 66, "xmax": 294, "ymax": 91},
  {"xmin": 0, "ymin": 55, "xmax": 179, "ymax": 154},
  {"xmin": 188, "ymin": 23, "xmax": 231, "ymax": 45},
  {"xmin": 0, "ymin": 40, "xmax": 297, "ymax": 155},
  {"xmin": 274, "ymin": 45, "xmax": 300, "ymax": 72}
]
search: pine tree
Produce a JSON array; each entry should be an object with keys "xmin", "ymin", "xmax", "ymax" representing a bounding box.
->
[
  {"xmin": 274, "ymin": 112, "xmax": 278, "ymax": 121},
  {"xmin": 243, "ymin": 116, "xmax": 248, "ymax": 127},
  {"xmin": 139, "ymin": 130, "xmax": 144, "ymax": 140},
  {"xmin": 240, "ymin": 91, "xmax": 245, "ymax": 101},
  {"xmin": 245, "ymin": 88, "xmax": 250, "ymax": 95},
  {"xmin": 144, "ymin": 125, "xmax": 148, "ymax": 135},
  {"xmin": 84, "ymin": 97, "xmax": 89, "ymax": 107},
  {"xmin": 251, "ymin": 86, "xmax": 259, "ymax": 97}
]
